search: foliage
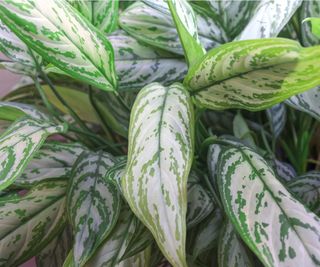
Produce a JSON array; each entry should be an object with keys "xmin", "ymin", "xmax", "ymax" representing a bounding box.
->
[{"xmin": 0, "ymin": 0, "xmax": 320, "ymax": 266}]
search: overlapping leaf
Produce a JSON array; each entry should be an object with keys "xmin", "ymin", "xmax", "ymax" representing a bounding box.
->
[
  {"xmin": 0, "ymin": 117, "xmax": 67, "ymax": 190},
  {"xmin": 185, "ymin": 38, "xmax": 320, "ymax": 111},
  {"xmin": 70, "ymin": 0, "xmax": 118, "ymax": 33},
  {"xmin": 191, "ymin": 209, "xmax": 223, "ymax": 259},
  {"xmin": 218, "ymin": 221, "xmax": 253, "ymax": 267},
  {"xmin": 121, "ymin": 82, "xmax": 194, "ymax": 267},
  {"xmin": 288, "ymin": 171, "xmax": 320, "ymax": 216},
  {"xmin": 236, "ymin": 0, "xmax": 302, "ymax": 40},
  {"xmin": 85, "ymin": 207, "xmax": 138, "ymax": 267},
  {"xmin": 218, "ymin": 145, "xmax": 320, "ymax": 266},
  {"xmin": 36, "ymin": 226, "xmax": 73, "ymax": 267},
  {"xmin": 0, "ymin": 101, "xmax": 48, "ymax": 121},
  {"xmin": 286, "ymin": 83, "xmax": 320, "ymax": 121},
  {"xmin": 0, "ymin": 181, "xmax": 67, "ymax": 266},
  {"xmin": 167, "ymin": 0, "xmax": 205, "ymax": 65},
  {"xmin": 268, "ymin": 158, "xmax": 297, "ymax": 182},
  {"xmin": 119, "ymin": 2, "xmax": 222, "ymax": 55},
  {"xmin": 206, "ymin": 0, "xmax": 257, "ymax": 41},
  {"xmin": 15, "ymin": 142, "xmax": 87, "ymax": 186},
  {"xmin": 67, "ymin": 151, "xmax": 119, "ymax": 267},
  {"xmin": 187, "ymin": 171, "xmax": 214, "ymax": 228},
  {"xmin": 0, "ymin": 0, "xmax": 117, "ymax": 91},
  {"xmin": 300, "ymin": 1, "xmax": 320, "ymax": 46},
  {"xmin": 266, "ymin": 103, "xmax": 286, "ymax": 138},
  {"xmin": 0, "ymin": 20, "xmax": 39, "ymax": 75},
  {"xmin": 109, "ymin": 32, "xmax": 188, "ymax": 91}
]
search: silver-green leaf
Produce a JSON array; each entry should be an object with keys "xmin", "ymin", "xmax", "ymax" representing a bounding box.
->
[
  {"xmin": 0, "ymin": 0, "xmax": 117, "ymax": 91},
  {"xmin": 0, "ymin": 181, "xmax": 67, "ymax": 266},
  {"xmin": 218, "ymin": 221, "xmax": 253, "ymax": 267},
  {"xmin": 67, "ymin": 151, "xmax": 120, "ymax": 267},
  {"xmin": 218, "ymin": 145, "xmax": 320, "ymax": 266},
  {"xmin": 0, "ymin": 117, "xmax": 67, "ymax": 190},
  {"xmin": 185, "ymin": 38, "xmax": 320, "ymax": 111},
  {"xmin": 121, "ymin": 82, "xmax": 194, "ymax": 267},
  {"xmin": 70, "ymin": 0, "xmax": 118, "ymax": 33}
]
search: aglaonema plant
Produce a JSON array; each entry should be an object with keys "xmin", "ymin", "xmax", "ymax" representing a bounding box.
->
[{"xmin": 0, "ymin": 0, "xmax": 320, "ymax": 267}]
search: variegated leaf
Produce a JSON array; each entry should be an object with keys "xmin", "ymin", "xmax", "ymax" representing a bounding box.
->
[
  {"xmin": 70, "ymin": 0, "xmax": 118, "ymax": 33},
  {"xmin": 192, "ymin": 208, "xmax": 223, "ymax": 259},
  {"xmin": 0, "ymin": 0, "xmax": 117, "ymax": 91},
  {"xmin": 167, "ymin": 0, "xmax": 205, "ymax": 65},
  {"xmin": 119, "ymin": 2, "xmax": 221, "ymax": 55},
  {"xmin": 0, "ymin": 117, "xmax": 67, "ymax": 190},
  {"xmin": 0, "ymin": 181, "xmax": 67, "ymax": 266},
  {"xmin": 286, "ymin": 85, "xmax": 320, "ymax": 121},
  {"xmin": 218, "ymin": 145, "xmax": 320, "ymax": 266},
  {"xmin": 0, "ymin": 101, "xmax": 48, "ymax": 121},
  {"xmin": 288, "ymin": 171, "xmax": 320, "ymax": 216},
  {"xmin": 85, "ymin": 207, "xmax": 138, "ymax": 267},
  {"xmin": 218, "ymin": 221, "xmax": 253, "ymax": 267},
  {"xmin": 36, "ymin": 226, "xmax": 73, "ymax": 267},
  {"xmin": 67, "ymin": 151, "xmax": 120, "ymax": 267},
  {"xmin": 109, "ymin": 32, "xmax": 188, "ymax": 91},
  {"xmin": 185, "ymin": 38, "xmax": 320, "ymax": 111},
  {"xmin": 187, "ymin": 171, "xmax": 214, "ymax": 228},
  {"xmin": 300, "ymin": 1, "xmax": 320, "ymax": 46},
  {"xmin": 15, "ymin": 142, "xmax": 87, "ymax": 186},
  {"xmin": 207, "ymin": 0, "xmax": 257, "ymax": 41},
  {"xmin": 121, "ymin": 82, "xmax": 194, "ymax": 267},
  {"xmin": 266, "ymin": 103, "xmax": 286, "ymax": 138},
  {"xmin": 0, "ymin": 20, "xmax": 39, "ymax": 75},
  {"xmin": 268, "ymin": 158, "xmax": 297, "ymax": 182},
  {"xmin": 236, "ymin": 0, "xmax": 302, "ymax": 40}
]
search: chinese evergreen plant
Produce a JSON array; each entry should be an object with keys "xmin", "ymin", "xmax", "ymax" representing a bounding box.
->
[{"xmin": 0, "ymin": 0, "xmax": 320, "ymax": 267}]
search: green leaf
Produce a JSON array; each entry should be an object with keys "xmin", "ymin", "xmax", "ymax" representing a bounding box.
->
[
  {"xmin": 300, "ymin": 1, "xmax": 320, "ymax": 46},
  {"xmin": 15, "ymin": 142, "xmax": 87, "ymax": 186},
  {"xmin": 0, "ymin": 101, "xmax": 48, "ymax": 121},
  {"xmin": 118, "ymin": 248, "xmax": 151, "ymax": 267},
  {"xmin": 119, "ymin": 2, "xmax": 221, "ymax": 55},
  {"xmin": 70, "ymin": 0, "xmax": 118, "ymax": 33},
  {"xmin": 218, "ymin": 145, "xmax": 320, "ymax": 266},
  {"xmin": 233, "ymin": 112, "xmax": 256, "ymax": 148},
  {"xmin": 36, "ymin": 226, "xmax": 73, "ymax": 267},
  {"xmin": 236, "ymin": 0, "xmax": 302, "ymax": 40},
  {"xmin": 304, "ymin": 17, "xmax": 320, "ymax": 39},
  {"xmin": 67, "ymin": 151, "xmax": 120, "ymax": 267},
  {"xmin": 167, "ymin": 0, "xmax": 205, "ymax": 65},
  {"xmin": 0, "ymin": 20, "xmax": 39, "ymax": 75},
  {"xmin": 266, "ymin": 103, "xmax": 286, "ymax": 138},
  {"xmin": 42, "ymin": 85, "xmax": 100, "ymax": 124},
  {"xmin": 0, "ymin": 181, "xmax": 67, "ymax": 266},
  {"xmin": 91, "ymin": 89, "xmax": 131, "ymax": 138},
  {"xmin": 121, "ymin": 82, "xmax": 194, "ymax": 267},
  {"xmin": 0, "ymin": 0, "xmax": 117, "ymax": 91},
  {"xmin": 185, "ymin": 38, "xmax": 320, "ymax": 111},
  {"xmin": 85, "ymin": 207, "xmax": 138, "ymax": 267},
  {"xmin": 187, "ymin": 171, "xmax": 214, "ymax": 228},
  {"xmin": 286, "ymin": 86, "xmax": 320, "ymax": 121},
  {"xmin": 110, "ymin": 32, "xmax": 188, "ymax": 91},
  {"xmin": 288, "ymin": 171, "xmax": 320, "ymax": 216},
  {"xmin": 0, "ymin": 117, "xmax": 67, "ymax": 190},
  {"xmin": 218, "ymin": 221, "xmax": 254, "ymax": 267}
]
